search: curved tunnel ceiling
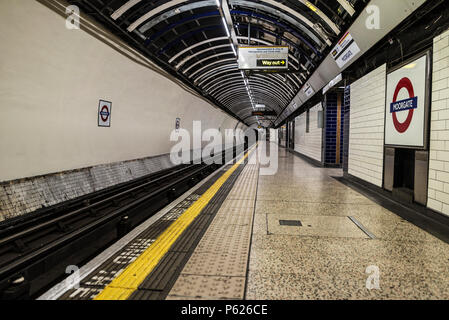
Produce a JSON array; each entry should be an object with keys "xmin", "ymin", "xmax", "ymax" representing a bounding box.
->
[{"xmin": 68, "ymin": 0, "xmax": 368, "ymax": 127}]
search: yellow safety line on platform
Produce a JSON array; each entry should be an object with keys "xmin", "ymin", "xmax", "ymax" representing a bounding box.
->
[{"xmin": 94, "ymin": 147, "xmax": 255, "ymax": 300}]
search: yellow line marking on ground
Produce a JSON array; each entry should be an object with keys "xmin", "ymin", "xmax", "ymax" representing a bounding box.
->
[{"xmin": 94, "ymin": 148, "xmax": 254, "ymax": 300}]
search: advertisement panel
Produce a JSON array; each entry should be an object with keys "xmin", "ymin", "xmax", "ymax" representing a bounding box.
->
[{"xmin": 385, "ymin": 53, "xmax": 430, "ymax": 148}]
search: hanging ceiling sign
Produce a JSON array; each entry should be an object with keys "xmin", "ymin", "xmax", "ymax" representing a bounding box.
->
[
  {"xmin": 238, "ymin": 46, "xmax": 289, "ymax": 71},
  {"xmin": 385, "ymin": 53, "xmax": 430, "ymax": 149},
  {"xmin": 252, "ymin": 110, "xmax": 277, "ymax": 117},
  {"xmin": 331, "ymin": 31, "xmax": 361, "ymax": 69}
]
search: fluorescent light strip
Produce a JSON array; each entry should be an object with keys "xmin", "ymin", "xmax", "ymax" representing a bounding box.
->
[
  {"xmin": 231, "ymin": 45, "xmax": 237, "ymax": 56},
  {"xmin": 128, "ymin": 0, "xmax": 186, "ymax": 32},
  {"xmin": 111, "ymin": 0, "xmax": 141, "ymax": 20},
  {"xmin": 240, "ymin": 64, "xmax": 255, "ymax": 111},
  {"xmin": 222, "ymin": 17, "xmax": 230, "ymax": 37},
  {"xmin": 337, "ymin": 0, "xmax": 355, "ymax": 16}
]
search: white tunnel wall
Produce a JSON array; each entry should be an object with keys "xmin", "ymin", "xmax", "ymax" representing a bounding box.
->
[
  {"xmin": 0, "ymin": 0, "xmax": 243, "ymax": 183},
  {"xmin": 294, "ymin": 103, "xmax": 323, "ymax": 162},
  {"xmin": 348, "ymin": 65, "xmax": 386, "ymax": 188}
]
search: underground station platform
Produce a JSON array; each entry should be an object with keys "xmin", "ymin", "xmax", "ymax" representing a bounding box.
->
[
  {"xmin": 1, "ymin": 0, "xmax": 449, "ymax": 310},
  {"xmin": 33, "ymin": 145, "xmax": 448, "ymax": 301}
]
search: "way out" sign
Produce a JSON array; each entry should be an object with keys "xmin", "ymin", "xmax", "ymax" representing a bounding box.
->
[{"xmin": 238, "ymin": 46, "xmax": 289, "ymax": 71}]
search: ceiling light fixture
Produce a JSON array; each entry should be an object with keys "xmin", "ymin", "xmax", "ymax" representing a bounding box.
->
[
  {"xmin": 231, "ymin": 45, "xmax": 237, "ymax": 57},
  {"xmin": 222, "ymin": 17, "xmax": 230, "ymax": 38}
]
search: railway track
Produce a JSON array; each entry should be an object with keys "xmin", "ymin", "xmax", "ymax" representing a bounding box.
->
[{"xmin": 0, "ymin": 145, "xmax": 245, "ymax": 299}]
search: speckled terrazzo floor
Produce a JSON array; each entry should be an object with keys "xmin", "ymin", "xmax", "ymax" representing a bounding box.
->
[{"xmin": 246, "ymin": 145, "xmax": 449, "ymax": 300}]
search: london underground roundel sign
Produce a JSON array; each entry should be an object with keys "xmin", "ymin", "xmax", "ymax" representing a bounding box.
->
[
  {"xmin": 100, "ymin": 105, "xmax": 110, "ymax": 122},
  {"xmin": 391, "ymin": 77, "xmax": 417, "ymax": 133},
  {"xmin": 385, "ymin": 54, "xmax": 428, "ymax": 148},
  {"xmin": 98, "ymin": 100, "xmax": 112, "ymax": 127}
]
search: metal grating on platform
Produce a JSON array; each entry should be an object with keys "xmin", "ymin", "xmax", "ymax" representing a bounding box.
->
[
  {"xmin": 279, "ymin": 220, "xmax": 303, "ymax": 227},
  {"xmin": 267, "ymin": 215, "xmax": 370, "ymax": 238}
]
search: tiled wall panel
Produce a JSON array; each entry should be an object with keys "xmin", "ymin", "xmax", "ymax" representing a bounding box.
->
[
  {"xmin": 427, "ymin": 28, "xmax": 449, "ymax": 216},
  {"xmin": 0, "ymin": 154, "xmax": 175, "ymax": 221},
  {"xmin": 324, "ymin": 93, "xmax": 344, "ymax": 165},
  {"xmin": 348, "ymin": 65, "xmax": 386, "ymax": 187},
  {"xmin": 294, "ymin": 103, "xmax": 323, "ymax": 162}
]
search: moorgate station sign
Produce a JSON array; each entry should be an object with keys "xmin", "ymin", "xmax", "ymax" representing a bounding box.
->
[{"xmin": 385, "ymin": 53, "xmax": 430, "ymax": 149}]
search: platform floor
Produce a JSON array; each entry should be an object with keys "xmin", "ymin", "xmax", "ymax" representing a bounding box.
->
[
  {"xmin": 43, "ymin": 144, "xmax": 449, "ymax": 300},
  {"xmin": 246, "ymin": 146, "xmax": 449, "ymax": 300}
]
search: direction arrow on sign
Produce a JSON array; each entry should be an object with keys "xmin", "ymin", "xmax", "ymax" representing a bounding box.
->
[
  {"xmin": 256, "ymin": 59, "xmax": 287, "ymax": 67},
  {"xmin": 238, "ymin": 46, "xmax": 289, "ymax": 71}
]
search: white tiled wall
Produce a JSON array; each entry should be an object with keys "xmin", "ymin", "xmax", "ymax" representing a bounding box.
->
[
  {"xmin": 348, "ymin": 64, "xmax": 386, "ymax": 187},
  {"xmin": 427, "ymin": 28, "xmax": 449, "ymax": 216},
  {"xmin": 294, "ymin": 103, "xmax": 323, "ymax": 162}
]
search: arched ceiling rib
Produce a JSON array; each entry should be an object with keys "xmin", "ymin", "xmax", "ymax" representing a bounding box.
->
[
  {"xmin": 218, "ymin": 89, "xmax": 286, "ymax": 109},
  {"xmin": 203, "ymin": 74, "xmax": 297, "ymax": 96},
  {"xmin": 68, "ymin": 0, "xmax": 366, "ymax": 127},
  {"xmin": 211, "ymin": 82, "xmax": 291, "ymax": 105}
]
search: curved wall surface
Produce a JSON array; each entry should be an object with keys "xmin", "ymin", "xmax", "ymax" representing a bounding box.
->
[{"xmin": 0, "ymin": 0, "xmax": 243, "ymax": 183}]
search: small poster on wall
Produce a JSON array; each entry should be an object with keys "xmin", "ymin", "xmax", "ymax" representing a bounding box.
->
[
  {"xmin": 331, "ymin": 32, "xmax": 361, "ymax": 69},
  {"xmin": 385, "ymin": 53, "xmax": 430, "ymax": 148},
  {"xmin": 98, "ymin": 100, "xmax": 112, "ymax": 127},
  {"xmin": 175, "ymin": 118, "xmax": 181, "ymax": 132}
]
